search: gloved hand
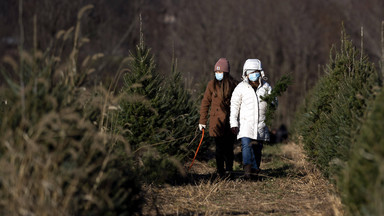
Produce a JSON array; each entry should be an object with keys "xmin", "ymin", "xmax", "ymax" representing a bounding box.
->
[
  {"xmin": 231, "ymin": 127, "xmax": 239, "ymax": 135},
  {"xmin": 199, "ymin": 124, "xmax": 206, "ymax": 131}
]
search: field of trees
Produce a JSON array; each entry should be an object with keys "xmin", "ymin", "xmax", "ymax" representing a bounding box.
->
[
  {"xmin": 1, "ymin": 1, "xmax": 384, "ymax": 215},
  {"xmin": 2, "ymin": 0, "xmax": 384, "ymax": 127}
]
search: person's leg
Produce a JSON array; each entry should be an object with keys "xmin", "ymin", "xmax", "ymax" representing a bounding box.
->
[
  {"xmin": 241, "ymin": 137, "xmax": 251, "ymax": 166},
  {"xmin": 241, "ymin": 137, "xmax": 258, "ymax": 178},
  {"xmin": 215, "ymin": 136, "xmax": 225, "ymax": 176},
  {"xmin": 222, "ymin": 133, "xmax": 235, "ymax": 172},
  {"xmin": 252, "ymin": 141, "xmax": 263, "ymax": 169}
]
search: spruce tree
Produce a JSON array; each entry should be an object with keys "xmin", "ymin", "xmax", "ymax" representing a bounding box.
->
[
  {"xmin": 0, "ymin": 6, "xmax": 144, "ymax": 213},
  {"xmin": 294, "ymin": 30, "xmax": 379, "ymax": 177},
  {"xmin": 117, "ymin": 38, "xmax": 200, "ymax": 183},
  {"xmin": 118, "ymin": 40, "xmax": 162, "ymax": 150},
  {"xmin": 341, "ymin": 86, "xmax": 384, "ymax": 215},
  {"xmin": 153, "ymin": 57, "xmax": 199, "ymax": 159}
]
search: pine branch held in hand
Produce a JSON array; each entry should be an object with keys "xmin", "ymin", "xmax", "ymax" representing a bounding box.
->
[{"xmin": 261, "ymin": 73, "xmax": 293, "ymax": 127}]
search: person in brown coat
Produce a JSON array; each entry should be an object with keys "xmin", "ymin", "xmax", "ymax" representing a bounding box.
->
[{"xmin": 199, "ymin": 58, "xmax": 238, "ymax": 177}]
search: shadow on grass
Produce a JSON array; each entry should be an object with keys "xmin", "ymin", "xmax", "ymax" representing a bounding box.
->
[
  {"xmin": 162, "ymin": 210, "xmax": 250, "ymax": 216},
  {"xmin": 255, "ymin": 164, "xmax": 294, "ymax": 181},
  {"xmin": 168, "ymin": 142, "xmax": 299, "ymax": 185},
  {"xmin": 262, "ymin": 164, "xmax": 294, "ymax": 178},
  {"xmin": 167, "ymin": 162, "xmax": 296, "ymax": 186}
]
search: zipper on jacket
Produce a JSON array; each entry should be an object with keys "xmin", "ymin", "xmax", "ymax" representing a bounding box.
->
[{"xmin": 255, "ymin": 89, "xmax": 260, "ymax": 140}]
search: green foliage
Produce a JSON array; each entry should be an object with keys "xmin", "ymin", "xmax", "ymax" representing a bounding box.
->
[
  {"xmin": 293, "ymin": 30, "xmax": 380, "ymax": 178},
  {"xmin": 117, "ymin": 39, "xmax": 199, "ymax": 183},
  {"xmin": 118, "ymin": 42, "xmax": 161, "ymax": 149},
  {"xmin": 153, "ymin": 58, "xmax": 200, "ymax": 158},
  {"xmin": 122, "ymin": 43, "xmax": 162, "ymax": 99},
  {"xmin": 261, "ymin": 73, "xmax": 293, "ymax": 127},
  {"xmin": 340, "ymin": 86, "xmax": 383, "ymax": 216},
  {"xmin": 140, "ymin": 151, "xmax": 184, "ymax": 184},
  {"xmin": 0, "ymin": 6, "xmax": 143, "ymax": 215},
  {"xmin": 0, "ymin": 56, "xmax": 143, "ymax": 216}
]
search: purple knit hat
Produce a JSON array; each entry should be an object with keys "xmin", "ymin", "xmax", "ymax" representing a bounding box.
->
[{"xmin": 214, "ymin": 58, "xmax": 230, "ymax": 73}]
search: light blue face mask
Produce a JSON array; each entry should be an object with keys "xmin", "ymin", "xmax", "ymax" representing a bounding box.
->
[
  {"xmin": 248, "ymin": 72, "xmax": 260, "ymax": 82},
  {"xmin": 215, "ymin": 72, "xmax": 224, "ymax": 81}
]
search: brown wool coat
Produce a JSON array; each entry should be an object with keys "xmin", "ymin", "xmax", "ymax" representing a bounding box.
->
[{"xmin": 199, "ymin": 79, "xmax": 236, "ymax": 137}]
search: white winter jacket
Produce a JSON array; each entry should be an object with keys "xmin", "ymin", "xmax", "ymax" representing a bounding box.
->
[{"xmin": 230, "ymin": 79, "xmax": 272, "ymax": 141}]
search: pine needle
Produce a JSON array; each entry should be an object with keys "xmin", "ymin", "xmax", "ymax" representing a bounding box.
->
[{"xmin": 261, "ymin": 73, "xmax": 293, "ymax": 127}]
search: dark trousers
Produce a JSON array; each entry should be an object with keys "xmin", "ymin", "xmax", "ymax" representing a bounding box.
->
[
  {"xmin": 214, "ymin": 133, "xmax": 235, "ymax": 173},
  {"xmin": 251, "ymin": 141, "xmax": 263, "ymax": 168}
]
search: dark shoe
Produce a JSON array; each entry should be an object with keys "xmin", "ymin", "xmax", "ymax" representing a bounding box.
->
[
  {"xmin": 225, "ymin": 170, "xmax": 234, "ymax": 180},
  {"xmin": 251, "ymin": 168, "xmax": 261, "ymax": 181},
  {"xmin": 244, "ymin": 164, "xmax": 252, "ymax": 180},
  {"xmin": 251, "ymin": 168, "xmax": 261, "ymax": 174},
  {"xmin": 217, "ymin": 170, "xmax": 225, "ymax": 178}
]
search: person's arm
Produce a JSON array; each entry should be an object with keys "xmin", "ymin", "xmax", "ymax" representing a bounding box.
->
[
  {"xmin": 230, "ymin": 85, "xmax": 242, "ymax": 129},
  {"xmin": 199, "ymin": 82, "xmax": 213, "ymax": 127}
]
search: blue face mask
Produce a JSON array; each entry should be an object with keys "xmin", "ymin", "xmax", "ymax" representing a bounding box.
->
[
  {"xmin": 248, "ymin": 72, "xmax": 260, "ymax": 82},
  {"xmin": 215, "ymin": 73, "xmax": 224, "ymax": 81}
]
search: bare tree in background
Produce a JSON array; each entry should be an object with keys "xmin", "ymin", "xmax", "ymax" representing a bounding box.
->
[
  {"xmin": 1, "ymin": 0, "xmax": 383, "ymax": 127},
  {"xmin": 158, "ymin": 0, "xmax": 383, "ymax": 127}
]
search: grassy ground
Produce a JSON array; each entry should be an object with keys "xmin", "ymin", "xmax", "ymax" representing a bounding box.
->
[{"xmin": 141, "ymin": 142, "xmax": 344, "ymax": 215}]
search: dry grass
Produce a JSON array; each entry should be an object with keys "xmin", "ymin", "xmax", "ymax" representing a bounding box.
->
[
  {"xmin": 0, "ymin": 4, "xmax": 142, "ymax": 215},
  {"xmin": 141, "ymin": 142, "xmax": 344, "ymax": 215}
]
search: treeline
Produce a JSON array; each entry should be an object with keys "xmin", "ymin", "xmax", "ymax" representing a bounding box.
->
[
  {"xmin": 294, "ymin": 29, "xmax": 383, "ymax": 215},
  {"xmin": 0, "ymin": 5, "xmax": 200, "ymax": 215},
  {"xmin": 1, "ymin": 0, "xmax": 384, "ymax": 128}
]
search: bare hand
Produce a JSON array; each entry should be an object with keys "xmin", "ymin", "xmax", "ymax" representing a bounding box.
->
[{"xmin": 231, "ymin": 127, "xmax": 239, "ymax": 135}]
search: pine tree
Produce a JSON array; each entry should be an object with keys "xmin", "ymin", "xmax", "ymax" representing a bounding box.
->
[
  {"xmin": 153, "ymin": 57, "xmax": 199, "ymax": 159},
  {"xmin": 118, "ymin": 40, "xmax": 162, "ymax": 149},
  {"xmin": 341, "ymin": 86, "xmax": 383, "ymax": 215},
  {"xmin": 0, "ymin": 5, "xmax": 143, "ymax": 213},
  {"xmin": 117, "ymin": 38, "xmax": 200, "ymax": 183},
  {"xmin": 294, "ymin": 29, "xmax": 380, "ymax": 177}
]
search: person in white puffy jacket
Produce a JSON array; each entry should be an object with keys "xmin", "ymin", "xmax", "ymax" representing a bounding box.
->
[{"xmin": 230, "ymin": 59, "xmax": 273, "ymax": 179}]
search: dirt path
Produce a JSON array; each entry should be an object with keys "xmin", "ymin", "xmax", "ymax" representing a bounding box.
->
[{"xmin": 142, "ymin": 143, "xmax": 343, "ymax": 215}]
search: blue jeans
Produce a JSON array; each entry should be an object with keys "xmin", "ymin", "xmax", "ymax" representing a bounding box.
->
[{"xmin": 241, "ymin": 137, "xmax": 258, "ymax": 169}]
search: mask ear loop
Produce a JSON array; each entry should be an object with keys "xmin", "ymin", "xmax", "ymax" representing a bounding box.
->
[
  {"xmin": 261, "ymin": 70, "xmax": 268, "ymax": 81},
  {"xmin": 242, "ymin": 69, "xmax": 248, "ymax": 81}
]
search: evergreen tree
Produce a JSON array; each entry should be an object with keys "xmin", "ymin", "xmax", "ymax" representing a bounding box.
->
[
  {"xmin": 117, "ymin": 38, "xmax": 200, "ymax": 183},
  {"xmin": 153, "ymin": 57, "xmax": 199, "ymax": 159},
  {"xmin": 118, "ymin": 40, "xmax": 162, "ymax": 149},
  {"xmin": 294, "ymin": 30, "xmax": 379, "ymax": 177},
  {"xmin": 341, "ymin": 86, "xmax": 383, "ymax": 215},
  {"xmin": 0, "ymin": 6, "xmax": 143, "ymax": 213}
]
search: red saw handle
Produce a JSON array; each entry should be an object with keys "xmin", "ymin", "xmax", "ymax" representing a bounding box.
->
[{"xmin": 188, "ymin": 128, "xmax": 205, "ymax": 171}]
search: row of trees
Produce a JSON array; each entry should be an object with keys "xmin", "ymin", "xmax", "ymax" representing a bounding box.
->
[
  {"xmin": 1, "ymin": 1, "xmax": 384, "ymax": 214},
  {"xmin": 293, "ymin": 29, "xmax": 383, "ymax": 215},
  {"xmin": 341, "ymin": 85, "xmax": 384, "ymax": 215},
  {"xmin": 0, "ymin": 5, "xmax": 201, "ymax": 215}
]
